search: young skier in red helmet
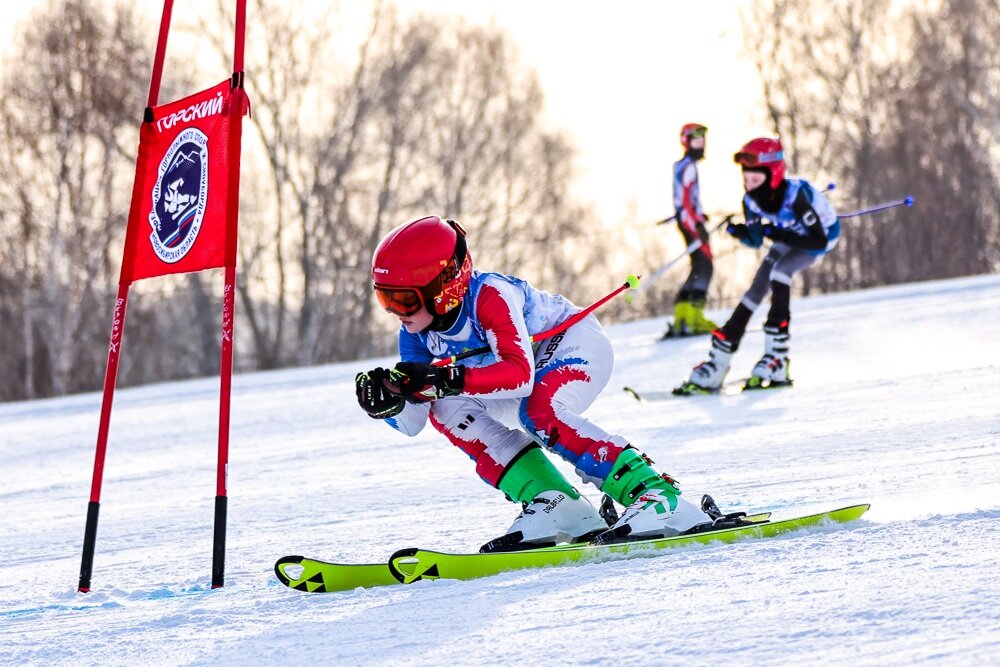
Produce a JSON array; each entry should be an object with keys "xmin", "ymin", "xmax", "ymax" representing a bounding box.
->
[
  {"xmin": 675, "ymin": 137, "xmax": 841, "ymax": 394},
  {"xmin": 357, "ymin": 215, "xmax": 724, "ymax": 550}
]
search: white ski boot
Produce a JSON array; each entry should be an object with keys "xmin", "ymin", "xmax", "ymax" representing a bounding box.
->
[
  {"xmin": 480, "ymin": 491, "xmax": 608, "ymax": 553},
  {"xmin": 594, "ymin": 488, "xmax": 713, "ymax": 543},
  {"xmin": 747, "ymin": 325, "xmax": 791, "ymax": 388},
  {"xmin": 675, "ymin": 332, "xmax": 735, "ymax": 394}
]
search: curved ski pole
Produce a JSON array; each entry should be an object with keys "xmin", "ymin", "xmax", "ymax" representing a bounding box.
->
[{"xmin": 431, "ymin": 275, "xmax": 641, "ymax": 367}]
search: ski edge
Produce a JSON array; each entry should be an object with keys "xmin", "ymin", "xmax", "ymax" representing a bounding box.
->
[
  {"xmin": 271, "ymin": 511, "xmax": 771, "ymax": 593},
  {"xmin": 274, "ymin": 505, "xmax": 868, "ymax": 593},
  {"xmin": 419, "ymin": 503, "xmax": 868, "ymax": 559},
  {"xmin": 383, "ymin": 503, "xmax": 870, "ymax": 584}
]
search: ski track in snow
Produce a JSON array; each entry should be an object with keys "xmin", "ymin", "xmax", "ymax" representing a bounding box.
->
[{"xmin": 1, "ymin": 274, "xmax": 999, "ymax": 666}]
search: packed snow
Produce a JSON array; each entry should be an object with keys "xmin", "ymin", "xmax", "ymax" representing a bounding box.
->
[{"xmin": 2, "ymin": 274, "xmax": 999, "ymax": 666}]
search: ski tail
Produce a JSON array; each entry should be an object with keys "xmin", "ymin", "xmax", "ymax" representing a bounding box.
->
[{"xmin": 275, "ymin": 555, "xmax": 400, "ymax": 592}]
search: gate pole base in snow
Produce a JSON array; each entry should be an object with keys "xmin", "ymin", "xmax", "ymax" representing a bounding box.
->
[
  {"xmin": 212, "ymin": 495, "xmax": 228, "ymax": 588},
  {"xmin": 78, "ymin": 501, "xmax": 101, "ymax": 592}
]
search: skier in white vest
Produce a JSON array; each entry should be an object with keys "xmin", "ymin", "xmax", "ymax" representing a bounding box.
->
[{"xmin": 666, "ymin": 122, "xmax": 718, "ymax": 338}]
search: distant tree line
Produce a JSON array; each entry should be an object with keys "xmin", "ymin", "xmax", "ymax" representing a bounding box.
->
[
  {"xmin": 0, "ymin": 0, "xmax": 605, "ymax": 401},
  {"xmin": 1, "ymin": 0, "xmax": 997, "ymax": 402},
  {"xmin": 740, "ymin": 0, "xmax": 1000, "ymax": 293}
]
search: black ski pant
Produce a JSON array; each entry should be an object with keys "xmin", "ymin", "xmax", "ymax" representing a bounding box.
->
[
  {"xmin": 675, "ymin": 221, "xmax": 713, "ymax": 303},
  {"xmin": 719, "ymin": 243, "xmax": 820, "ymax": 348}
]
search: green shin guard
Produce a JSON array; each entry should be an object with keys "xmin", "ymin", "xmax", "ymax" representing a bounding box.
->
[
  {"xmin": 497, "ymin": 446, "xmax": 580, "ymax": 504},
  {"xmin": 600, "ymin": 448, "xmax": 680, "ymax": 507}
]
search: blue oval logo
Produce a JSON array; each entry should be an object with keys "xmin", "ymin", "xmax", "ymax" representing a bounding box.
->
[{"xmin": 148, "ymin": 128, "xmax": 209, "ymax": 263}]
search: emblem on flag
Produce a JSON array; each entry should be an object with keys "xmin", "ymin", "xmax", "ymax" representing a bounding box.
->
[{"xmin": 148, "ymin": 128, "xmax": 209, "ymax": 263}]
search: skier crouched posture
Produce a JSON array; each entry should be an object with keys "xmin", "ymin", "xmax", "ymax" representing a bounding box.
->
[
  {"xmin": 356, "ymin": 215, "xmax": 716, "ymax": 551},
  {"xmin": 676, "ymin": 137, "xmax": 840, "ymax": 394}
]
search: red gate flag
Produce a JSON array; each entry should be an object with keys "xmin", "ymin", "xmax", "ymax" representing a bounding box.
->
[
  {"xmin": 120, "ymin": 78, "xmax": 249, "ymax": 283},
  {"xmin": 79, "ymin": 0, "xmax": 250, "ymax": 594}
]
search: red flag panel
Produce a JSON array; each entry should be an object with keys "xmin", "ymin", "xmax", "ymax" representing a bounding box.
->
[{"xmin": 120, "ymin": 79, "xmax": 247, "ymax": 283}]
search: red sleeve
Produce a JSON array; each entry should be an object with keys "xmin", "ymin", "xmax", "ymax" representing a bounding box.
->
[
  {"xmin": 680, "ymin": 164, "xmax": 700, "ymax": 234},
  {"xmin": 461, "ymin": 283, "xmax": 534, "ymax": 397}
]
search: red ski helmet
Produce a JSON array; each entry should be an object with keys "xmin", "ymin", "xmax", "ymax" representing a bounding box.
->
[
  {"xmin": 680, "ymin": 123, "xmax": 707, "ymax": 149},
  {"xmin": 372, "ymin": 215, "xmax": 473, "ymax": 317},
  {"xmin": 734, "ymin": 137, "xmax": 786, "ymax": 188}
]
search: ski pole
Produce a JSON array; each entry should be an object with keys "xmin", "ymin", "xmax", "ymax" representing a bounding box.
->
[
  {"xmin": 624, "ymin": 217, "xmax": 732, "ymax": 303},
  {"xmin": 839, "ymin": 195, "xmax": 914, "ymax": 219},
  {"xmin": 431, "ymin": 275, "xmax": 641, "ymax": 366},
  {"xmin": 654, "ymin": 185, "xmax": 834, "ymax": 227},
  {"xmin": 628, "ymin": 183, "xmax": 836, "ymax": 303},
  {"xmin": 655, "ymin": 212, "xmax": 714, "ymax": 226}
]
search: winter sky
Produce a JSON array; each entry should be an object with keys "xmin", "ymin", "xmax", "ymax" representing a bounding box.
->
[{"xmin": 0, "ymin": 1, "xmax": 766, "ymax": 229}]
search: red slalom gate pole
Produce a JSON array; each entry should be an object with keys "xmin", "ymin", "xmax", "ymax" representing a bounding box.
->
[
  {"xmin": 78, "ymin": 286, "xmax": 130, "ymax": 592},
  {"xmin": 77, "ymin": 0, "xmax": 175, "ymax": 594},
  {"xmin": 212, "ymin": 0, "xmax": 247, "ymax": 588},
  {"xmin": 212, "ymin": 268, "xmax": 236, "ymax": 588}
]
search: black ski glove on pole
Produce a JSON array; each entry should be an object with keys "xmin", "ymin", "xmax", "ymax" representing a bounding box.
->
[
  {"xmin": 389, "ymin": 362, "xmax": 466, "ymax": 402},
  {"xmin": 761, "ymin": 224, "xmax": 792, "ymax": 242},
  {"xmin": 726, "ymin": 222, "xmax": 750, "ymax": 240},
  {"xmin": 356, "ymin": 368, "xmax": 405, "ymax": 419}
]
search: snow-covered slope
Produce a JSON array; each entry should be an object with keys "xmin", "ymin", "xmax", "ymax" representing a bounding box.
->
[{"xmin": 2, "ymin": 275, "xmax": 999, "ymax": 666}]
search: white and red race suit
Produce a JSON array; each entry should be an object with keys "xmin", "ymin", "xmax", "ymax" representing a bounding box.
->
[{"xmin": 386, "ymin": 270, "xmax": 630, "ymax": 489}]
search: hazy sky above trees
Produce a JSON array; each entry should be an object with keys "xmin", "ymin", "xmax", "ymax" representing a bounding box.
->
[
  {"xmin": 386, "ymin": 1, "xmax": 768, "ymax": 228},
  {"xmin": 0, "ymin": 0, "xmax": 766, "ymax": 228}
]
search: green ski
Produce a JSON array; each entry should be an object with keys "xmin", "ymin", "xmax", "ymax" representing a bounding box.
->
[{"xmin": 274, "ymin": 505, "xmax": 868, "ymax": 593}]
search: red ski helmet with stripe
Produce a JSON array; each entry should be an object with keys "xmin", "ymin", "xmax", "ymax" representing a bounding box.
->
[
  {"xmin": 372, "ymin": 215, "xmax": 473, "ymax": 317},
  {"xmin": 734, "ymin": 137, "xmax": 786, "ymax": 188},
  {"xmin": 680, "ymin": 123, "xmax": 707, "ymax": 149}
]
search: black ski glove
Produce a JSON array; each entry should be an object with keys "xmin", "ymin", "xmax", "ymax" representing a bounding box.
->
[
  {"xmin": 727, "ymin": 223, "xmax": 750, "ymax": 240},
  {"xmin": 356, "ymin": 368, "xmax": 405, "ymax": 419},
  {"xmin": 389, "ymin": 361, "xmax": 466, "ymax": 402},
  {"xmin": 761, "ymin": 224, "xmax": 792, "ymax": 242}
]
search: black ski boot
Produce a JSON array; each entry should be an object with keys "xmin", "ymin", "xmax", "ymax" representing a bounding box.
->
[{"xmin": 701, "ymin": 494, "xmax": 724, "ymax": 520}]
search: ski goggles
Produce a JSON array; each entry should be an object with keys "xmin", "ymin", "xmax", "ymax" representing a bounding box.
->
[
  {"xmin": 734, "ymin": 149, "xmax": 783, "ymax": 166},
  {"xmin": 374, "ymin": 285, "xmax": 425, "ymax": 317}
]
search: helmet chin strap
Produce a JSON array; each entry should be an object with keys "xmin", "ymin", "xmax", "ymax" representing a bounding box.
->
[
  {"xmin": 427, "ymin": 304, "xmax": 462, "ymax": 333},
  {"xmin": 747, "ymin": 176, "xmax": 788, "ymax": 214}
]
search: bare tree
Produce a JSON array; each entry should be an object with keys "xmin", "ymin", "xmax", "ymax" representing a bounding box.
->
[
  {"xmin": 199, "ymin": 2, "xmax": 606, "ymax": 370},
  {"xmin": 0, "ymin": 0, "xmax": 615, "ymax": 402},
  {"xmin": 740, "ymin": 0, "xmax": 1000, "ymax": 294},
  {"xmin": 0, "ymin": 0, "xmax": 149, "ymax": 399}
]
